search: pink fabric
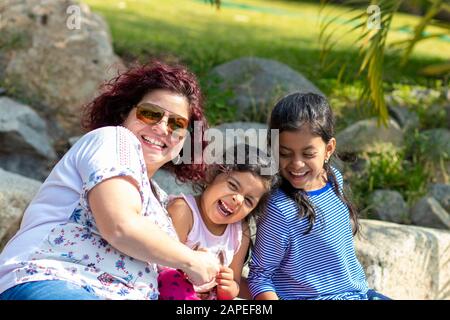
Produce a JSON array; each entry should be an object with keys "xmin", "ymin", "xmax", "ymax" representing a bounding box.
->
[{"xmin": 157, "ymin": 268, "xmax": 200, "ymax": 300}]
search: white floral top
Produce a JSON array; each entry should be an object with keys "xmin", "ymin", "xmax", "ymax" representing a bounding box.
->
[{"xmin": 0, "ymin": 126, "xmax": 178, "ymax": 300}]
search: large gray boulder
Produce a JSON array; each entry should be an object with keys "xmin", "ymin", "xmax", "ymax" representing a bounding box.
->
[
  {"xmin": 0, "ymin": 169, "xmax": 42, "ymax": 252},
  {"xmin": 387, "ymin": 105, "xmax": 420, "ymax": 132},
  {"xmin": 209, "ymin": 57, "xmax": 323, "ymax": 121},
  {"xmin": 336, "ymin": 118, "xmax": 404, "ymax": 155},
  {"xmin": 428, "ymin": 184, "xmax": 450, "ymax": 212},
  {"xmin": 410, "ymin": 196, "xmax": 450, "ymax": 230},
  {"xmin": 0, "ymin": 97, "xmax": 57, "ymax": 180},
  {"xmin": 0, "ymin": 0, "xmax": 124, "ymax": 137},
  {"xmin": 368, "ymin": 190, "xmax": 408, "ymax": 224},
  {"xmin": 355, "ymin": 219, "xmax": 450, "ymax": 300},
  {"xmin": 152, "ymin": 169, "xmax": 197, "ymax": 197}
]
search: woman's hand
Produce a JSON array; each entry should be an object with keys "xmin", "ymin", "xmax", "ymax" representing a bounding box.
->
[
  {"xmin": 216, "ymin": 265, "xmax": 239, "ymax": 300},
  {"xmin": 184, "ymin": 250, "xmax": 220, "ymax": 287}
]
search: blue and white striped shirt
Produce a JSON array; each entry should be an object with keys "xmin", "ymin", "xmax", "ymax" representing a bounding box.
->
[{"xmin": 248, "ymin": 168, "xmax": 369, "ymax": 300}]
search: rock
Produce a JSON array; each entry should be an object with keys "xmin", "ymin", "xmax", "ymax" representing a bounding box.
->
[
  {"xmin": 355, "ymin": 219, "xmax": 450, "ymax": 300},
  {"xmin": 152, "ymin": 169, "xmax": 197, "ymax": 197},
  {"xmin": 428, "ymin": 184, "xmax": 450, "ymax": 212},
  {"xmin": 68, "ymin": 135, "xmax": 82, "ymax": 147},
  {"xmin": 0, "ymin": 0, "xmax": 125, "ymax": 137},
  {"xmin": 410, "ymin": 196, "xmax": 450, "ymax": 230},
  {"xmin": 418, "ymin": 129, "xmax": 450, "ymax": 162},
  {"xmin": 336, "ymin": 118, "xmax": 403, "ymax": 155},
  {"xmin": 212, "ymin": 121, "xmax": 269, "ymax": 153},
  {"xmin": 0, "ymin": 97, "xmax": 57, "ymax": 180},
  {"xmin": 0, "ymin": 169, "xmax": 42, "ymax": 252},
  {"xmin": 388, "ymin": 105, "xmax": 419, "ymax": 132},
  {"xmin": 368, "ymin": 190, "xmax": 408, "ymax": 224},
  {"xmin": 209, "ymin": 57, "xmax": 323, "ymax": 121}
]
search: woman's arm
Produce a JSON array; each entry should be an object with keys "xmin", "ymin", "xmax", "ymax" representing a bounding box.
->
[
  {"xmin": 167, "ymin": 198, "xmax": 194, "ymax": 244},
  {"xmin": 88, "ymin": 176, "xmax": 219, "ymax": 286}
]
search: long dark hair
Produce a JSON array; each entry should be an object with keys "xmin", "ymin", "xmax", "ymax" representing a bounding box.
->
[{"xmin": 269, "ymin": 92, "xmax": 360, "ymax": 235}]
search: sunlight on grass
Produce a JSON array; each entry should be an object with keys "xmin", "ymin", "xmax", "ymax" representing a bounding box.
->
[
  {"xmin": 82, "ymin": 0, "xmax": 448, "ymax": 74},
  {"xmin": 81, "ymin": 0, "xmax": 449, "ymax": 125}
]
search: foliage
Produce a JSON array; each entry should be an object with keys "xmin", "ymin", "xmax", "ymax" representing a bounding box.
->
[
  {"xmin": 349, "ymin": 145, "xmax": 429, "ymax": 213},
  {"xmin": 388, "ymin": 82, "xmax": 447, "ymax": 130},
  {"xmin": 319, "ymin": 0, "xmax": 449, "ymax": 124}
]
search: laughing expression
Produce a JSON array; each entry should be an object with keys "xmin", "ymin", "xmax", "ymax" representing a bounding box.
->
[
  {"xmin": 122, "ymin": 89, "xmax": 190, "ymax": 177},
  {"xmin": 198, "ymin": 171, "xmax": 268, "ymax": 235},
  {"xmin": 279, "ymin": 126, "xmax": 335, "ymax": 191}
]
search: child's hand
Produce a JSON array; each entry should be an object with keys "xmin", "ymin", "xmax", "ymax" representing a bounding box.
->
[{"xmin": 216, "ymin": 266, "xmax": 239, "ymax": 300}]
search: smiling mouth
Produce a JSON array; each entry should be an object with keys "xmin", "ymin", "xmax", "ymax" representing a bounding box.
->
[
  {"xmin": 141, "ymin": 135, "xmax": 167, "ymax": 149},
  {"xmin": 289, "ymin": 171, "xmax": 308, "ymax": 177},
  {"xmin": 217, "ymin": 200, "xmax": 233, "ymax": 217}
]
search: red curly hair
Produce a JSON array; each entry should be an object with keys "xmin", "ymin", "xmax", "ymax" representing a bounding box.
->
[{"xmin": 82, "ymin": 60, "xmax": 208, "ymax": 182}]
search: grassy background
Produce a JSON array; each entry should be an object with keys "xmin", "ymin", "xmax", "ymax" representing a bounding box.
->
[
  {"xmin": 81, "ymin": 0, "xmax": 449, "ymax": 126},
  {"xmin": 80, "ymin": 0, "xmax": 449, "ymax": 210}
]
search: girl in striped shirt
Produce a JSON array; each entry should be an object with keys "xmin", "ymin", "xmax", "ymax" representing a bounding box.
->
[{"xmin": 248, "ymin": 92, "xmax": 389, "ymax": 300}]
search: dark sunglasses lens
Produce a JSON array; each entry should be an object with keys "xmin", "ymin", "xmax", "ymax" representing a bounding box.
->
[
  {"xmin": 136, "ymin": 106, "xmax": 164, "ymax": 124},
  {"xmin": 167, "ymin": 117, "xmax": 189, "ymax": 132}
]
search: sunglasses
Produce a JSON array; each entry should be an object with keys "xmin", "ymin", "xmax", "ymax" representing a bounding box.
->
[{"xmin": 135, "ymin": 103, "xmax": 190, "ymax": 139}]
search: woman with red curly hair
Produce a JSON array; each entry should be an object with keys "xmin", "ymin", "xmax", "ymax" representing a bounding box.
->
[{"xmin": 0, "ymin": 61, "xmax": 220, "ymax": 300}]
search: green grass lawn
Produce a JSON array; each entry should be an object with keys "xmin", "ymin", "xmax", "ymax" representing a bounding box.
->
[{"xmin": 81, "ymin": 0, "xmax": 449, "ymax": 126}]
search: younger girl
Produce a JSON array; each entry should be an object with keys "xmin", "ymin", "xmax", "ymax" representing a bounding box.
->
[
  {"xmin": 248, "ymin": 92, "xmax": 389, "ymax": 300},
  {"xmin": 158, "ymin": 144, "xmax": 275, "ymax": 300}
]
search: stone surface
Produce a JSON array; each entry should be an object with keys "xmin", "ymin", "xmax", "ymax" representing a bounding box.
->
[
  {"xmin": 0, "ymin": 0, "xmax": 125, "ymax": 137},
  {"xmin": 0, "ymin": 169, "xmax": 42, "ymax": 252},
  {"xmin": 410, "ymin": 196, "xmax": 450, "ymax": 230},
  {"xmin": 368, "ymin": 190, "xmax": 408, "ymax": 224},
  {"xmin": 152, "ymin": 169, "xmax": 197, "ymax": 196},
  {"xmin": 355, "ymin": 219, "xmax": 450, "ymax": 300},
  {"xmin": 428, "ymin": 184, "xmax": 450, "ymax": 212},
  {"xmin": 388, "ymin": 105, "xmax": 420, "ymax": 132},
  {"xmin": 336, "ymin": 118, "xmax": 404, "ymax": 155},
  {"xmin": 209, "ymin": 57, "xmax": 323, "ymax": 121},
  {"xmin": 0, "ymin": 97, "xmax": 57, "ymax": 180}
]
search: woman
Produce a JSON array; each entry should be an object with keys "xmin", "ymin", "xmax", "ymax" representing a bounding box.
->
[{"xmin": 0, "ymin": 61, "xmax": 220, "ymax": 300}]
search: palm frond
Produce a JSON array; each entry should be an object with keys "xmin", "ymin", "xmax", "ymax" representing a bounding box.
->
[
  {"xmin": 319, "ymin": 0, "xmax": 403, "ymax": 125},
  {"xmin": 204, "ymin": 0, "xmax": 220, "ymax": 9},
  {"xmin": 400, "ymin": 0, "xmax": 445, "ymax": 66}
]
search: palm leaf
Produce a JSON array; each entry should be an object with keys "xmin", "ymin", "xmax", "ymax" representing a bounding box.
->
[
  {"xmin": 400, "ymin": 0, "xmax": 445, "ymax": 66},
  {"xmin": 419, "ymin": 62, "xmax": 450, "ymax": 77},
  {"xmin": 319, "ymin": 0, "xmax": 403, "ymax": 125}
]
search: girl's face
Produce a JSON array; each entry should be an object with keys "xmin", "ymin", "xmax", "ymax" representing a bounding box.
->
[
  {"xmin": 200, "ymin": 171, "xmax": 267, "ymax": 232},
  {"xmin": 122, "ymin": 89, "xmax": 190, "ymax": 177},
  {"xmin": 279, "ymin": 126, "xmax": 336, "ymax": 191}
]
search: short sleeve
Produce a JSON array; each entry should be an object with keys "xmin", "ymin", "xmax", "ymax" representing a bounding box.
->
[
  {"xmin": 332, "ymin": 166, "xmax": 344, "ymax": 190},
  {"xmin": 74, "ymin": 126, "xmax": 147, "ymax": 212}
]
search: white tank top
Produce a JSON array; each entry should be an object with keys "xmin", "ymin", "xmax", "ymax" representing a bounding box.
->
[{"xmin": 172, "ymin": 194, "xmax": 242, "ymax": 267}]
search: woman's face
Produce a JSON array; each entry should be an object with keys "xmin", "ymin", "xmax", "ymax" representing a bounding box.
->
[{"xmin": 122, "ymin": 89, "xmax": 190, "ymax": 176}]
